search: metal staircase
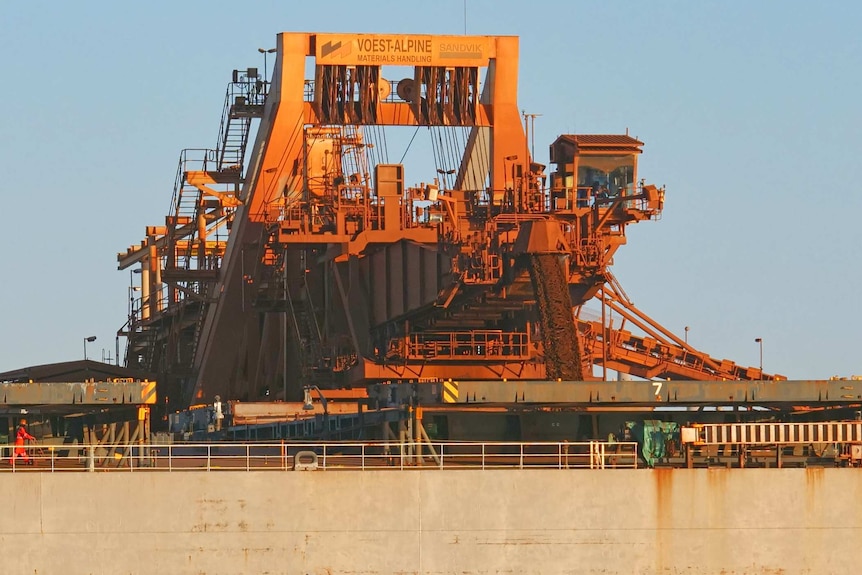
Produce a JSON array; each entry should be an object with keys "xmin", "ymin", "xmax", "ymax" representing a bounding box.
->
[
  {"xmin": 216, "ymin": 71, "xmax": 266, "ymax": 171},
  {"xmin": 122, "ymin": 70, "xmax": 267, "ymax": 385}
]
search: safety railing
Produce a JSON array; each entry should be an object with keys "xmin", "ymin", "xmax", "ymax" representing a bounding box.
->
[
  {"xmin": 405, "ymin": 331, "xmax": 531, "ymax": 361},
  {"xmin": 0, "ymin": 441, "xmax": 638, "ymax": 472}
]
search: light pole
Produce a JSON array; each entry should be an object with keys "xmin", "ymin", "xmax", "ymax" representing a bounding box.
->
[
  {"xmin": 436, "ymin": 168, "xmax": 455, "ymax": 192},
  {"xmin": 684, "ymin": 326, "xmax": 689, "ymax": 345},
  {"xmin": 303, "ymin": 385, "xmax": 329, "ymax": 438},
  {"xmin": 303, "ymin": 385, "xmax": 329, "ymax": 414},
  {"xmin": 522, "ymin": 111, "xmax": 541, "ymax": 158},
  {"xmin": 83, "ymin": 336, "xmax": 97, "ymax": 361},
  {"xmin": 754, "ymin": 338, "xmax": 763, "ymax": 373},
  {"xmin": 258, "ymin": 47, "xmax": 276, "ymax": 87}
]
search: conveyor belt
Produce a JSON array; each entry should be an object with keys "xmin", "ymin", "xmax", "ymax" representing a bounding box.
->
[
  {"xmin": 688, "ymin": 421, "xmax": 862, "ymax": 445},
  {"xmin": 579, "ymin": 319, "xmax": 783, "ymax": 381},
  {"xmin": 528, "ymin": 254, "xmax": 584, "ymax": 380}
]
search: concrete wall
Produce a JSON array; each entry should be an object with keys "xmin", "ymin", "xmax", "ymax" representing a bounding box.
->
[{"xmin": 1, "ymin": 468, "xmax": 860, "ymax": 574}]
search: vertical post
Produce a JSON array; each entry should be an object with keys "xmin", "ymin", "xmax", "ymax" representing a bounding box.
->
[
  {"xmin": 103, "ymin": 422, "xmax": 116, "ymax": 465},
  {"xmin": 405, "ymin": 408, "xmax": 414, "ymax": 465},
  {"xmin": 397, "ymin": 419, "xmax": 407, "ymax": 470},
  {"xmin": 83, "ymin": 336, "xmax": 97, "ymax": 361},
  {"xmin": 87, "ymin": 445, "xmax": 95, "ymax": 472},
  {"xmin": 122, "ymin": 421, "xmax": 130, "ymax": 468},
  {"xmin": 283, "ymin": 256, "xmax": 288, "ymax": 402},
  {"xmin": 595, "ymin": 442, "xmax": 603, "ymax": 469},
  {"xmin": 149, "ymin": 242, "xmax": 163, "ymax": 312},
  {"xmin": 755, "ymin": 338, "xmax": 763, "ymax": 374},
  {"xmin": 463, "ymin": 0, "xmax": 467, "ymax": 34},
  {"xmin": 414, "ymin": 405, "xmax": 423, "ymax": 465},
  {"xmin": 138, "ymin": 406, "xmax": 147, "ymax": 468},
  {"xmin": 601, "ymin": 286, "xmax": 607, "ymax": 380},
  {"xmin": 141, "ymin": 264, "xmax": 151, "ymax": 320},
  {"xmin": 399, "ymin": 426, "xmax": 405, "ymax": 470},
  {"xmin": 145, "ymin": 406, "xmax": 151, "ymax": 466},
  {"xmin": 522, "ymin": 111, "xmax": 529, "ymax": 212}
]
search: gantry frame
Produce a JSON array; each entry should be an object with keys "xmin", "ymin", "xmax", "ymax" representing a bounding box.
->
[{"xmin": 119, "ymin": 32, "xmax": 782, "ymax": 415}]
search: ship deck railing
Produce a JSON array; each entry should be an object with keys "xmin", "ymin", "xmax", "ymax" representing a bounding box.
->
[{"xmin": 0, "ymin": 440, "xmax": 639, "ymax": 472}]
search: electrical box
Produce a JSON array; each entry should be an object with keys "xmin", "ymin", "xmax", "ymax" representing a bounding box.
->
[
  {"xmin": 375, "ymin": 164, "xmax": 404, "ymax": 197},
  {"xmin": 680, "ymin": 427, "xmax": 698, "ymax": 444}
]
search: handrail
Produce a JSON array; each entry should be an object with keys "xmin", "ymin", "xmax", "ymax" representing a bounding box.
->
[
  {"xmin": 406, "ymin": 330, "xmax": 530, "ymax": 360},
  {"xmin": 0, "ymin": 441, "xmax": 638, "ymax": 473}
]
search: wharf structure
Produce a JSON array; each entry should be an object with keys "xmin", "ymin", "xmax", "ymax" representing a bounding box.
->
[
  {"xmin": 112, "ymin": 30, "xmax": 860, "ymax": 456},
  {"xmin": 2, "ymin": 31, "xmax": 860, "ymax": 575}
]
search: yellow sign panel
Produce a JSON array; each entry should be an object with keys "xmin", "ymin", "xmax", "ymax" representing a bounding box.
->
[
  {"xmin": 141, "ymin": 380, "xmax": 157, "ymax": 404},
  {"xmin": 443, "ymin": 380, "xmax": 459, "ymax": 403},
  {"xmin": 315, "ymin": 34, "xmax": 495, "ymax": 67}
]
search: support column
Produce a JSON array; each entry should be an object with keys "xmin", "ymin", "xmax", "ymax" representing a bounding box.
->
[
  {"xmin": 141, "ymin": 264, "xmax": 151, "ymax": 320},
  {"xmin": 414, "ymin": 406, "xmax": 423, "ymax": 465}
]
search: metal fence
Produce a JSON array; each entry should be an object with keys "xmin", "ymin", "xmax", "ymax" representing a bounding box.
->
[{"xmin": 0, "ymin": 441, "xmax": 639, "ymax": 472}]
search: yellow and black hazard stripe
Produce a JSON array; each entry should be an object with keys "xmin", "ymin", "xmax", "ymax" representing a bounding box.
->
[
  {"xmin": 442, "ymin": 380, "xmax": 459, "ymax": 403},
  {"xmin": 141, "ymin": 380, "xmax": 157, "ymax": 404}
]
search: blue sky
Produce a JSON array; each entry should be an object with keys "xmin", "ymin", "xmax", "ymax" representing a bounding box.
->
[{"xmin": 1, "ymin": 1, "xmax": 860, "ymax": 379}]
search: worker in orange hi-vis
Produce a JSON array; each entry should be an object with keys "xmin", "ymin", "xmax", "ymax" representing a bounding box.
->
[{"xmin": 11, "ymin": 419, "xmax": 36, "ymax": 466}]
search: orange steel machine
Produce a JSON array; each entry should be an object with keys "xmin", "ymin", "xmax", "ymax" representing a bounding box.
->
[{"xmin": 117, "ymin": 32, "xmax": 780, "ymax": 410}]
